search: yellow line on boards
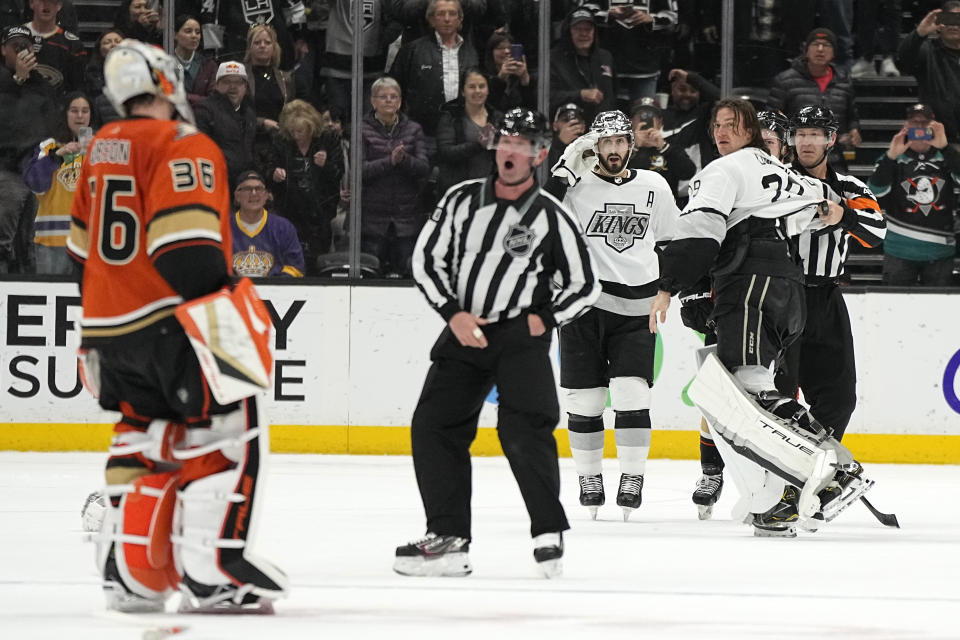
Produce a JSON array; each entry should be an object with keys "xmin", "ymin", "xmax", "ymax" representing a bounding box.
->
[{"xmin": 1, "ymin": 424, "xmax": 958, "ymax": 464}]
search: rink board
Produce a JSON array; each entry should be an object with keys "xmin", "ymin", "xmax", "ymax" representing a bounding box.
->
[{"xmin": 1, "ymin": 281, "xmax": 959, "ymax": 463}]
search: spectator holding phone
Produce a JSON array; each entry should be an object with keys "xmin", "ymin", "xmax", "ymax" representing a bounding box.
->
[
  {"xmin": 484, "ymin": 32, "xmax": 534, "ymax": 112},
  {"xmin": 868, "ymin": 103, "xmax": 960, "ymax": 286},
  {"xmin": 627, "ymin": 96, "xmax": 696, "ymax": 198},
  {"xmin": 598, "ymin": 0, "xmax": 678, "ymax": 104},
  {"xmin": 114, "ymin": 0, "xmax": 162, "ymax": 46},
  {"xmin": 897, "ymin": 3, "xmax": 960, "ymax": 144},
  {"xmin": 545, "ymin": 102, "xmax": 587, "ymax": 194}
]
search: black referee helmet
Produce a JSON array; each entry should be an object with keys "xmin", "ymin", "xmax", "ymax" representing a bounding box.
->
[
  {"xmin": 790, "ymin": 105, "xmax": 840, "ymax": 138},
  {"xmin": 498, "ymin": 108, "xmax": 552, "ymax": 151}
]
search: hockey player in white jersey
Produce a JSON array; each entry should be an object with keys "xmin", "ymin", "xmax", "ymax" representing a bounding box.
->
[
  {"xmin": 649, "ymin": 99, "xmax": 872, "ymax": 537},
  {"xmin": 688, "ymin": 109, "xmax": 795, "ymax": 520},
  {"xmin": 550, "ymin": 110, "xmax": 679, "ymax": 521}
]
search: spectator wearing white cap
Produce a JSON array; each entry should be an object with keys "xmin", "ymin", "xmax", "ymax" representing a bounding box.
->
[{"xmin": 195, "ymin": 61, "xmax": 258, "ymax": 187}]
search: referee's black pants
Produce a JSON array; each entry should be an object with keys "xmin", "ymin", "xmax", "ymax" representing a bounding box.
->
[
  {"xmin": 777, "ymin": 283, "xmax": 857, "ymax": 440},
  {"xmin": 410, "ymin": 316, "xmax": 570, "ymax": 540}
]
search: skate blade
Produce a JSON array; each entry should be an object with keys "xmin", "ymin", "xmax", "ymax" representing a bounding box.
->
[
  {"xmin": 587, "ymin": 506, "xmax": 599, "ymax": 520},
  {"xmin": 178, "ymin": 597, "xmax": 275, "ymax": 615},
  {"xmin": 393, "ymin": 552, "xmax": 472, "ymax": 577},
  {"xmin": 697, "ymin": 504, "xmax": 714, "ymax": 520},
  {"xmin": 620, "ymin": 506, "xmax": 635, "ymax": 522},
  {"xmin": 753, "ymin": 525, "xmax": 797, "ymax": 538},
  {"xmin": 104, "ymin": 582, "xmax": 166, "ymax": 614},
  {"xmin": 821, "ymin": 477, "xmax": 875, "ymax": 524},
  {"xmin": 536, "ymin": 558, "xmax": 562, "ymax": 579}
]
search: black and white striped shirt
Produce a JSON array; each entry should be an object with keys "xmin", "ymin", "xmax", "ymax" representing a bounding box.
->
[
  {"xmin": 413, "ymin": 177, "xmax": 600, "ymax": 329},
  {"xmin": 792, "ymin": 165, "xmax": 886, "ymax": 282}
]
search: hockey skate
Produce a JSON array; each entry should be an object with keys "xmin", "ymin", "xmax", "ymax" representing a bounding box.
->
[
  {"xmin": 616, "ymin": 474, "xmax": 643, "ymax": 521},
  {"xmin": 393, "ymin": 533, "xmax": 472, "ymax": 577},
  {"xmin": 801, "ymin": 461, "xmax": 875, "ymax": 532},
  {"xmin": 752, "ymin": 486, "xmax": 800, "ymax": 538},
  {"xmin": 533, "ymin": 532, "xmax": 563, "ymax": 579},
  {"xmin": 692, "ymin": 465, "xmax": 723, "ymax": 520},
  {"xmin": 102, "ymin": 547, "xmax": 166, "ymax": 613},
  {"xmin": 578, "ymin": 474, "xmax": 605, "ymax": 520},
  {"xmin": 178, "ymin": 578, "xmax": 276, "ymax": 614}
]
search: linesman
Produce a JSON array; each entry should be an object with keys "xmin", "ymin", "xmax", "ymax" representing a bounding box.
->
[{"xmin": 395, "ymin": 108, "xmax": 600, "ymax": 579}]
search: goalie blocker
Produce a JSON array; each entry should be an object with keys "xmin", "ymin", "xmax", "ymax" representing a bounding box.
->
[{"xmin": 688, "ymin": 350, "xmax": 871, "ymax": 528}]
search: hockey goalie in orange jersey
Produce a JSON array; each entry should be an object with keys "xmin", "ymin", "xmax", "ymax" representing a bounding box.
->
[{"xmin": 67, "ymin": 40, "xmax": 286, "ymax": 614}]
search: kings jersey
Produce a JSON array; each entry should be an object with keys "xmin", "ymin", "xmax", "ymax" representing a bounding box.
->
[{"xmin": 66, "ymin": 118, "xmax": 231, "ymax": 346}]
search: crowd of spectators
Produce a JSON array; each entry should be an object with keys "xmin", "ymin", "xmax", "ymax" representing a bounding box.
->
[{"xmin": 0, "ymin": 0, "xmax": 957, "ymax": 282}]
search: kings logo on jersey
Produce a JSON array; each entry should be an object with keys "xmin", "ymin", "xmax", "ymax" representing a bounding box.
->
[{"xmin": 585, "ymin": 203, "xmax": 650, "ymax": 253}]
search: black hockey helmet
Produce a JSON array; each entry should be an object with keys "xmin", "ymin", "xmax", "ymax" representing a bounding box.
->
[
  {"xmin": 790, "ymin": 105, "xmax": 839, "ymax": 137},
  {"xmin": 497, "ymin": 108, "xmax": 552, "ymax": 151},
  {"xmin": 757, "ymin": 110, "xmax": 790, "ymax": 145}
]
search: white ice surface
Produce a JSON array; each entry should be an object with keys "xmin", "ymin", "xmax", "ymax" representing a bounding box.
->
[{"xmin": 1, "ymin": 452, "xmax": 957, "ymax": 640}]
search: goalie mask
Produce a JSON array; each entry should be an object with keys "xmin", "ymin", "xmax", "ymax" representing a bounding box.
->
[
  {"xmin": 788, "ymin": 105, "xmax": 838, "ymax": 169},
  {"xmin": 590, "ymin": 110, "xmax": 635, "ymax": 172},
  {"xmin": 103, "ymin": 39, "xmax": 195, "ymax": 125}
]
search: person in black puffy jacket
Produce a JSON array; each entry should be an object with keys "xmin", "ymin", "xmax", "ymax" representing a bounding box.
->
[{"xmin": 768, "ymin": 28, "xmax": 861, "ymax": 162}]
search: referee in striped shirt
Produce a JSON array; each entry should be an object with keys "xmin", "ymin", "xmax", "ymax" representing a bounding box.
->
[
  {"xmin": 395, "ymin": 109, "xmax": 600, "ymax": 579},
  {"xmin": 780, "ymin": 105, "xmax": 886, "ymax": 440}
]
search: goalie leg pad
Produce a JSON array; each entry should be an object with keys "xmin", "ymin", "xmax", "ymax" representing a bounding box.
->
[
  {"xmin": 173, "ymin": 397, "xmax": 288, "ymax": 603},
  {"xmin": 689, "ymin": 354, "xmax": 838, "ymax": 520},
  {"xmin": 711, "ymin": 425, "xmax": 787, "ymax": 521},
  {"xmin": 97, "ymin": 469, "xmax": 181, "ymax": 611}
]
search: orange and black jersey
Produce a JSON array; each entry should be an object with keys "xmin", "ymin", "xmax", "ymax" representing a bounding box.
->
[{"xmin": 67, "ymin": 117, "xmax": 232, "ymax": 347}]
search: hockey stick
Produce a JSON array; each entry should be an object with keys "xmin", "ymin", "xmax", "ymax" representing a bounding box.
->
[{"xmin": 860, "ymin": 496, "xmax": 900, "ymax": 528}]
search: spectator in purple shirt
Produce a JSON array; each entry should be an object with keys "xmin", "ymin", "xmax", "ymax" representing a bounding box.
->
[{"xmin": 230, "ymin": 169, "xmax": 305, "ymax": 278}]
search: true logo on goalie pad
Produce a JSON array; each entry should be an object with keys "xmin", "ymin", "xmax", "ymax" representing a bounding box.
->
[{"xmin": 586, "ymin": 203, "xmax": 649, "ymax": 253}]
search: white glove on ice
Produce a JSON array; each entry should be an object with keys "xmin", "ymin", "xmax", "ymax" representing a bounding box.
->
[{"xmin": 550, "ymin": 131, "xmax": 600, "ymax": 187}]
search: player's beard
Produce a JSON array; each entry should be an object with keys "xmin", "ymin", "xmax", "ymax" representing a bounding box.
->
[{"xmin": 598, "ymin": 154, "xmax": 623, "ymax": 175}]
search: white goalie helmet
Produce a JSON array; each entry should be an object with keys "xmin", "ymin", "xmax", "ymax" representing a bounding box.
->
[{"xmin": 103, "ymin": 39, "xmax": 194, "ymax": 124}]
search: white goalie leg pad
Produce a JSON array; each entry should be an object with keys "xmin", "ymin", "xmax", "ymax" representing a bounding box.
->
[
  {"xmin": 711, "ymin": 429, "xmax": 786, "ymax": 521},
  {"xmin": 172, "ymin": 397, "xmax": 288, "ymax": 602},
  {"xmin": 565, "ymin": 387, "xmax": 607, "ymax": 476},
  {"xmin": 689, "ymin": 353, "xmax": 838, "ymax": 523}
]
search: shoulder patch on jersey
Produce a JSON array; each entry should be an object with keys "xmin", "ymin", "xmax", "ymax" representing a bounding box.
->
[
  {"xmin": 174, "ymin": 123, "xmax": 201, "ymax": 140},
  {"xmin": 585, "ymin": 203, "xmax": 650, "ymax": 253},
  {"xmin": 64, "ymin": 31, "xmax": 79, "ymax": 41}
]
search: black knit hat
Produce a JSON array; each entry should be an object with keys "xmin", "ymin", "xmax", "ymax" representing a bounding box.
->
[{"xmin": 804, "ymin": 28, "xmax": 837, "ymax": 49}]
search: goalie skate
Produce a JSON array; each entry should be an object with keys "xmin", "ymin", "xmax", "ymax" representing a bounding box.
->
[{"xmin": 800, "ymin": 464, "xmax": 875, "ymax": 532}]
